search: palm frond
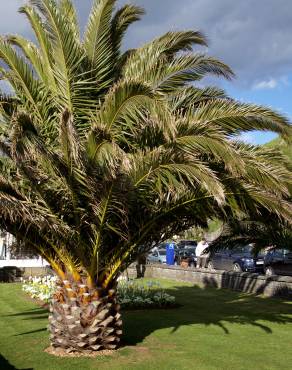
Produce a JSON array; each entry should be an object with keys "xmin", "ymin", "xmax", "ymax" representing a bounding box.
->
[
  {"xmin": 171, "ymin": 86, "xmax": 229, "ymax": 110},
  {"xmin": 111, "ymin": 4, "xmax": 145, "ymax": 53},
  {"xmin": 0, "ymin": 38, "xmax": 47, "ymax": 121},
  {"xmin": 99, "ymin": 80, "xmax": 155, "ymax": 131},
  {"xmin": 19, "ymin": 4, "xmax": 57, "ymax": 91},
  {"xmin": 149, "ymin": 54, "xmax": 234, "ymax": 92},
  {"xmin": 59, "ymin": 109, "xmax": 83, "ymax": 168},
  {"xmin": 8, "ymin": 34, "xmax": 51, "ymax": 86},
  {"xmin": 59, "ymin": 0, "xmax": 80, "ymax": 38},
  {"xmin": 30, "ymin": 0, "xmax": 84, "ymax": 111},
  {"xmin": 122, "ymin": 30, "xmax": 209, "ymax": 81},
  {"xmin": 192, "ymin": 99, "xmax": 292, "ymax": 138},
  {"xmin": 129, "ymin": 148, "xmax": 225, "ymax": 204},
  {"xmin": 210, "ymin": 219, "xmax": 292, "ymax": 250},
  {"xmin": 83, "ymin": 0, "xmax": 116, "ymax": 88}
]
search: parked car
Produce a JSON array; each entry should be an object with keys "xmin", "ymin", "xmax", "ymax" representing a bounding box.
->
[
  {"xmin": 177, "ymin": 240, "xmax": 197, "ymax": 250},
  {"xmin": 147, "ymin": 249, "xmax": 167, "ymax": 264},
  {"xmin": 175, "ymin": 248, "xmax": 197, "ymax": 267},
  {"xmin": 207, "ymin": 244, "xmax": 264, "ymax": 272},
  {"xmin": 264, "ymin": 248, "xmax": 292, "ymax": 276}
]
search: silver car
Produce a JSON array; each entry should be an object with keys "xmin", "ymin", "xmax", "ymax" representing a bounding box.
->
[{"xmin": 147, "ymin": 249, "xmax": 167, "ymax": 264}]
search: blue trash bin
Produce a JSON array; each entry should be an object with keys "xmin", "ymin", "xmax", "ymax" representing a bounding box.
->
[{"xmin": 166, "ymin": 243, "xmax": 175, "ymax": 265}]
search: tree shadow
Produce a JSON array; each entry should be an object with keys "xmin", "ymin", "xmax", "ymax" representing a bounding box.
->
[
  {"xmin": 3, "ymin": 308, "xmax": 48, "ymax": 317},
  {"xmin": 1, "ymin": 307, "xmax": 48, "ymax": 336},
  {"xmin": 5, "ymin": 281, "xmax": 292, "ymax": 348},
  {"xmin": 3, "ymin": 308, "xmax": 48, "ymax": 323},
  {"xmin": 0, "ymin": 354, "xmax": 33, "ymax": 370},
  {"xmin": 15, "ymin": 328, "xmax": 47, "ymax": 336},
  {"xmin": 122, "ymin": 282, "xmax": 292, "ymax": 346}
]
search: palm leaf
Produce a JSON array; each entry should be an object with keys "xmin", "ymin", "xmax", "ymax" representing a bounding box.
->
[
  {"xmin": 111, "ymin": 4, "xmax": 145, "ymax": 53},
  {"xmin": 83, "ymin": 0, "xmax": 116, "ymax": 88},
  {"xmin": 30, "ymin": 0, "xmax": 84, "ymax": 111},
  {"xmin": 192, "ymin": 99, "xmax": 292, "ymax": 138},
  {"xmin": 19, "ymin": 4, "xmax": 57, "ymax": 91},
  {"xmin": 59, "ymin": 0, "xmax": 80, "ymax": 38},
  {"xmin": 0, "ymin": 38, "xmax": 47, "ymax": 121}
]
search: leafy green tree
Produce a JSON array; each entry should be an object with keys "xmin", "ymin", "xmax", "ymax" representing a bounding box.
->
[{"xmin": 0, "ymin": 0, "xmax": 291, "ymax": 352}]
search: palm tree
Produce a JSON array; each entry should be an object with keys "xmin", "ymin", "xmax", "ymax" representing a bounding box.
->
[
  {"xmin": 210, "ymin": 218, "xmax": 292, "ymax": 252},
  {"xmin": 0, "ymin": 0, "xmax": 291, "ymax": 352}
]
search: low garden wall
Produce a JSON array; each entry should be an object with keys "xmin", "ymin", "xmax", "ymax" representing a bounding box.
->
[
  {"xmin": 2, "ymin": 263, "xmax": 292, "ymax": 299},
  {"xmin": 0, "ymin": 266, "xmax": 50, "ymax": 282},
  {"xmin": 128, "ymin": 264, "xmax": 292, "ymax": 299}
]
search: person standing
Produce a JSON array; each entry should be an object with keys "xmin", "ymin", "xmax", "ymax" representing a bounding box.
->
[
  {"xmin": 196, "ymin": 238, "xmax": 209, "ymax": 268},
  {"xmin": 136, "ymin": 253, "xmax": 147, "ymax": 278}
]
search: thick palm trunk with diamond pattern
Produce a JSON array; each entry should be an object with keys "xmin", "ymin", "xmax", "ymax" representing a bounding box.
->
[{"xmin": 48, "ymin": 280, "xmax": 122, "ymax": 352}]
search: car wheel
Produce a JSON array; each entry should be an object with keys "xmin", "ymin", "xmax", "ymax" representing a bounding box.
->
[
  {"xmin": 265, "ymin": 266, "xmax": 275, "ymax": 276},
  {"xmin": 233, "ymin": 263, "xmax": 242, "ymax": 272},
  {"xmin": 207, "ymin": 261, "xmax": 214, "ymax": 270}
]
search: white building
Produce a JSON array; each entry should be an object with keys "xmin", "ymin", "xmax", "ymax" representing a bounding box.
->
[
  {"xmin": 0, "ymin": 231, "xmax": 49, "ymax": 268},
  {"xmin": 0, "ymin": 231, "xmax": 14, "ymax": 260}
]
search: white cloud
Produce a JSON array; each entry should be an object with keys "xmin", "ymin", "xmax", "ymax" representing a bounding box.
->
[
  {"xmin": 2, "ymin": 0, "xmax": 292, "ymax": 88},
  {"xmin": 118, "ymin": 0, "xmax": 292, "ymax": 88},
  {"xmin": 253, "ymin": 78, "xmax": 278, "ymax": 90}
]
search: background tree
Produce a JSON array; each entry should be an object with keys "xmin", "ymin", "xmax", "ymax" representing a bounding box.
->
[{"xmin": 0, "ymin": 0, "xmax": 291, "ymax": 352}]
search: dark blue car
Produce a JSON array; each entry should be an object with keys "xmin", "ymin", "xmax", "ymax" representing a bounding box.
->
[
  {"xmin": 264, "ymin": 248, "xmax": 292, "ymax": 276},
  {"xmin": 208, "ymin": 244, "xmax": 264, "ymax": 272}
]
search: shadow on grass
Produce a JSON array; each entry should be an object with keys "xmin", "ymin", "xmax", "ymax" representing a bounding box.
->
[
  {"xmin": 4, "ymin": 308, "xmax": 48, "ymax": 317},
  {"xmin": 122, "ymin": 281, "xmax": 292, "ymax": 346},
  {"xmin": 4, "ymin": 281, "xmax": 292, "ymax": 345},
  {"xmin": 15, "ymin": 327, "xmax": 47, "ymax": 336},
  {"xmin": 2, "ymin": 307, "xmax": 48, "ymax": 336},
  {"xmin": 0, "ymin": 354, "xmax": 32, "ymax": 370}
]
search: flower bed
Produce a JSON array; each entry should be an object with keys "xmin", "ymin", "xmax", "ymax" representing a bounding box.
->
[
  {"xmin": 117, "ymin": 280, "xmax": 175, "ymax": 308},
  {"xmin": 22, "ymin": 275, "xmax": 58, "ymax": 302},
  {"xmin": 22, "ymin": 276, "xmax": 176, "ymax": 309}
]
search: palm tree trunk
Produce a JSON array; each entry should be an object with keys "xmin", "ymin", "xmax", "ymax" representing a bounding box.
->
[{"xmin": 49, "ymin": 280, "xmax": 122, "ymax": 352}]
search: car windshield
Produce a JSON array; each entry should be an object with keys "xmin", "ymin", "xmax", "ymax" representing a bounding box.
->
[
  {"xmin": 159, "ymin": 250, "xmax": 166, "ymax": 255},
  {"xmin": 232, "ymin": 245, "xmax": 266, "ymax": 257},
  {"xmin": 231, "ymin": 245, "xmax": 252, "ymax": 254}
]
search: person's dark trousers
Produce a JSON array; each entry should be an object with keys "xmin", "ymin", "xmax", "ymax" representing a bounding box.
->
[
  {"xmin": 136, "ymin": 263, "xmax": 146, "ymax": 278},
  {"xmin": 141, "ymin": 264, "xmax": 146, "ymax": 277},
  {"xmin": 136, "ymin": 264, "xmax": 141, "ymax": 278}
]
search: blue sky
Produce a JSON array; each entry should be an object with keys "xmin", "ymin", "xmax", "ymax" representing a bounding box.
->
[
  {"xmin": 223, "ymin": 76, "xmax": 292, "ymax": 144},
  {"xmin": 1, "ymin": 0, "xmax": 292, "ymax": 145}
]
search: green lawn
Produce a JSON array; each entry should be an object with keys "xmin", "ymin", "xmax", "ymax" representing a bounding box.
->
[{"xmin": 1, "ymin": 281, "xmax": 292, "ymax": 370}]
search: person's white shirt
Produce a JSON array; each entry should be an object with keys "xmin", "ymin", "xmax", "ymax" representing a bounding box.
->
[{"xmin": 196, "ymin": 240, "xmax": 209, "ymax": 257}]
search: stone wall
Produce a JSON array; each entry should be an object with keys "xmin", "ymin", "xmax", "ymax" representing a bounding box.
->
[
  {"xmin": 129, "ymin": 264, "xmax": 292, "ymax": 299},
  {"xmin": 0, "ymin": 266, "xmax": 50, "ymax": 282},
  {"xmin": 2, "ymin": 262, "xmax": 292, "ymax": 299}
]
